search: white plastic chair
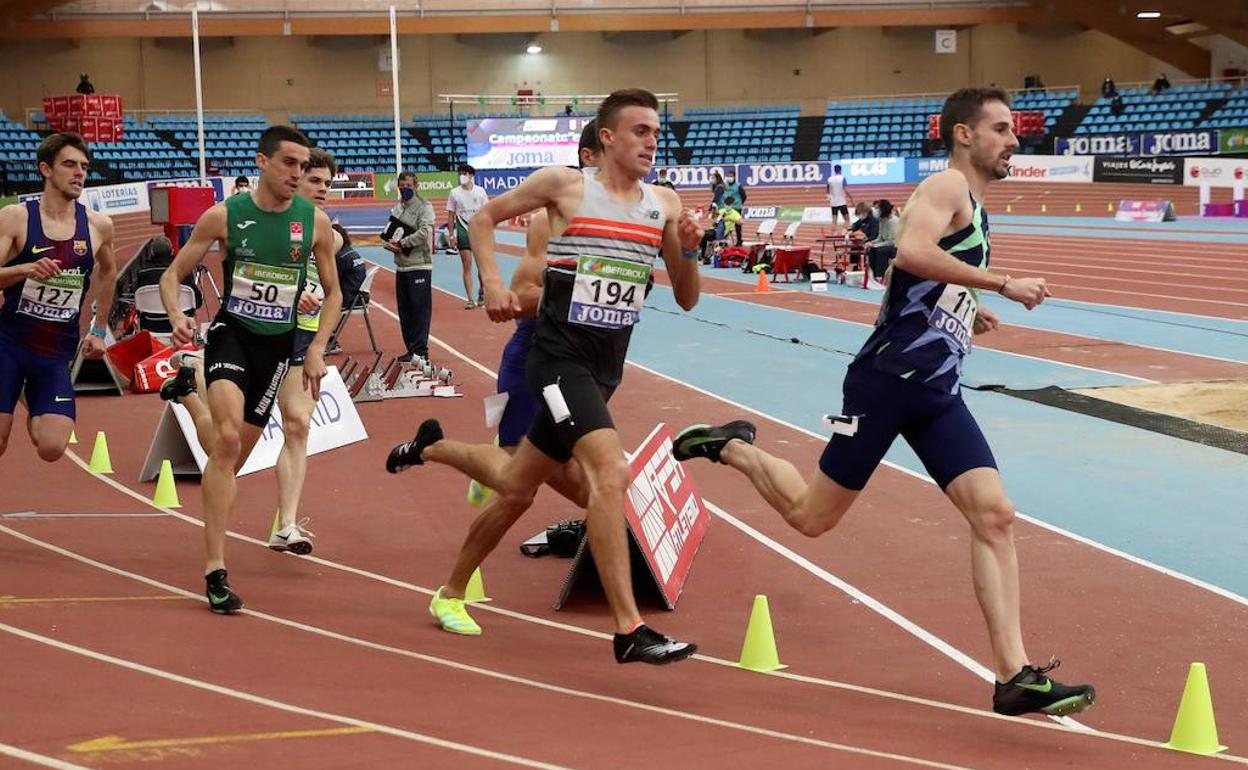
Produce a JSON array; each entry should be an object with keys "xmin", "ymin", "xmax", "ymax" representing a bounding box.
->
[
  {"xmin": 328, "ymin": 264, "xmax": 381, "ymax": 354},
  {"xmin": 133, "ymin": 284, "xmax": 196, "ymax": 341}
]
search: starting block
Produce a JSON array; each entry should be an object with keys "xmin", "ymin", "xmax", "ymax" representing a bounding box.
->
[{"xmin": 343, "ymin": 353, "xmax": 461, "ymax": 402}]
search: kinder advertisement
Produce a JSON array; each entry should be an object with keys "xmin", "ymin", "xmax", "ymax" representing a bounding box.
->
[
  {"xmin": 1183, "ymin": 156, "xmax": 1248, "ymax": 187},
  {"xmin": 1006, "ymin": 155, "xmax": 1093, "ymax": 183}
]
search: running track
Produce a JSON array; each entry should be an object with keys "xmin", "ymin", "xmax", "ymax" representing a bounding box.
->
[{"xmin": 1, "ymin": 191, "xmax": 1245, "ymax": 769}]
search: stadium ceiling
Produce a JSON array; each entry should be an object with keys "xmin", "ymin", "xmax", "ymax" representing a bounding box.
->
[{"xmin": 0, "ymin": 0, "xmax": 1239, "ymax": 78}]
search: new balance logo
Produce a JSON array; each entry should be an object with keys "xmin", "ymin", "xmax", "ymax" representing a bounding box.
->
[{"xmin": 236, "ymin": 220, "xmax": 257, "ymax": 230}]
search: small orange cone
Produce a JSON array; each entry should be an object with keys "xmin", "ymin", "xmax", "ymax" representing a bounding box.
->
[{"xmin": 754, "ymin": 270, "xmax": 770, "ymax": 293}]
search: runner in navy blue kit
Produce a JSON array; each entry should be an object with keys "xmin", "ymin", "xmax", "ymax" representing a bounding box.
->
[
  {"xmin": 389, "ymin": 121, "xmax": 603, "ymax": 511},
  {"xmin": 390, "ymin": 91, "xmax": 705, "ymax": 664},
  {"xmin": 673, "ymin": 88, "xmax": 1096, "ymax": 716},
  {"xmin": 0, "ymin": 132, "xmax": 117, "ymax": 463}
]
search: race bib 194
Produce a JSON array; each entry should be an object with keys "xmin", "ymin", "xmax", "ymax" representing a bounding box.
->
[
  {"xmin": 18, "ymin": 271, "xmax": 84, "ymax": 322},
  {"xmin": 568, "ymin": 255, "xmax": 650, "ymax": 330},
  {"xmin": 929, "ymin": 284, "xmax": 977, "ymax": 353},
  {"xmin": 227, "ymin": 261, "xmax": 300, "ymax": 324}
]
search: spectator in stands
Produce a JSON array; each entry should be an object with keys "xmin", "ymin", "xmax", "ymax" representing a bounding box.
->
[
  {"xmin": 76, "ymin": 73, "xmax": 95, "ymax": 95},
  {"xmin": 230, "ymin": 175, "xmax": 251, "ymax": 196},
  {"xmin": 384, "ymin": 171, "xmax": 436, "ymax": 362},
  {"xmin": 655, "ymin": 168, "xmax": 676, "ymax": 190},
  {"xmin": 1151, "ymin": 72, "xmax": 1171, "ymax": 95},
  {"xmin": 1110, "ymin": 93, "xmax": 1125, "ymax": 117},
  {"xmin": 710, "ymin": 171, "xmax": 726, "ymax": 208},
  {"xmin": 722, "ymin": 169, "xmax": 746, "ymax": 245},
  {"xmin": 1101, "ymin": 77, "xmax": 1117, "ymax": 98}
]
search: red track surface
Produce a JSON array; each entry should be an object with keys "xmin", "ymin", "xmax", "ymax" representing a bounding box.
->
[
  {"xmin": 3, "ymin": 265, "xmax": 1246, "ymax": 769},
  {"xmin": 3, "ymin": 185, "xmax": 1245, "ymax": 768}
]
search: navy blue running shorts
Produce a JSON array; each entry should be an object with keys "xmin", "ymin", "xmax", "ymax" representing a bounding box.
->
[
  {"xmin": 819, "ymin": 365, "xmax": 997, "ymax": 491},
  {"xmin": 497, "ymin": 318, "xmax": 538, "ymax": 448},
  {"xmin": 0, "ymin": 336, "xmax": 74, "ymax": 419}
]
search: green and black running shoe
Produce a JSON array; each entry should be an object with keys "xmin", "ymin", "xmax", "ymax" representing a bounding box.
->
[
  {"xmin": 205, "ymin": 568, "xmax": 244, "ymax": 615},
  {"xmin": 993, "ymin": 658, "xmax": 1095, "ymax": 716},
  {"xmin": 672, "ymin": 420, "xmax": 757, "ymax": 463}
]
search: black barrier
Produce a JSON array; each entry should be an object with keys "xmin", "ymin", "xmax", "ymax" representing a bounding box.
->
[{"xmin": 1092, "ymin": 156, "xmax": 1183, "ymax": 185}]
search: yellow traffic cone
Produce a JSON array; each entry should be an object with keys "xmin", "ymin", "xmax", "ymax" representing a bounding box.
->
[
  {"xmin": 1165, "ymin": 663, "xmax": 1227, "ymax": 755},
  {"xmin": 466, "ymin": 479, "xmax": 494, "ymax": 508},
  {"xmin": 1075, "ymin": 202, "xmax": 1082, "ymax": 213},
  {"xmin": 1005, "ymin": 203, "xmax": 1013, "ymax": 214},
  {"xmin": 88, "ymin": 431, "xmax": 112, "ymax": 474},
  {"xmin": 152, "ymin": 460, "xmax": 180, "ymax": 508},
  {"xmin": 1107, "ymin": 201, "xmax": 1115, "ymax": 213},
  {"xmin": 1040, "ymin": 203, "xmax": 1048, "ymax": 214},
  {"xmin": 465, "ymin": 567, "xmax": 491, "ymax": 603},
  {"xmin": 68, "ymin": 429, "xmax": 78, "ymax": 445},
  {"xmin": 737, "ymin": 595, "xmax": 786, "ymax": 672}
]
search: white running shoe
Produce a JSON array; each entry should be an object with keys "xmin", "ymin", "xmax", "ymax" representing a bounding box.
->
[{"xmin": 268, "ymin": 516, "xmax": 315, "ymax": 555}]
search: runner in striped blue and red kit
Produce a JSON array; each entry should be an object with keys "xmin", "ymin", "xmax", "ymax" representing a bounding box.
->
[{"xmin": 0, "ymin": 132, "xmax": 117, "ymax": 463}]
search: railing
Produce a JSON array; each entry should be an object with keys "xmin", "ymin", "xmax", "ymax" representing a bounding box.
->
[
  {"xmin": 24, "ymin": 107, "xmax": 263, "ymax": 129},
  {"xmin": 1103, "ymin": 75, "xmax": 1247, "ymax": 94},
  {"xmin": 823, "ymin": 84, "xmax": 1082, "ymax": 107}
]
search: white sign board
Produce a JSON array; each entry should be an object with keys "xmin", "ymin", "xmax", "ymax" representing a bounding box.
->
[
  {"xmin": 139, "ymin": 366, "xmax": 368, "ymax": 481},
  {"xmin": 935, "ymin": 30, "xmax": 957, "ymax": 54}
]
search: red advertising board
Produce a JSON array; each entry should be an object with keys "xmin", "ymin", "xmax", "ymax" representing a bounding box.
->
[
  {"xmin": 622, "ymin": 423, "xmax": 711, "ymax": 608},
  {"xmin": 554, "ymin": 423, "xmax": 711, "ymax": 610}
]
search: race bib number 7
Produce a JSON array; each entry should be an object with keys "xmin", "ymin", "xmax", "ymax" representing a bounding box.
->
[
  {"xmin": 568, "ymin": 255, "xmax": 651, "ymax": 330},
  {"xmin": 930, "ymin": 284, "xmax": 977, "ymax": 353},
  {"xmin": 19, "ymin": 272, "xmax": 84, "ymax": 322},
  {"xmin": 227, "ymin": 261, "xmax": 300, "ymax": 324}
]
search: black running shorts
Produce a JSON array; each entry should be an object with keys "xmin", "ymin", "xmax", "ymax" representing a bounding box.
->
[
  {"xmin": 524, "ymin": 350, "xmax": 617, "ymax": 463},
  {"xmin": 204, "ymin": 313, "xmax": 294, "ymax": 427}
]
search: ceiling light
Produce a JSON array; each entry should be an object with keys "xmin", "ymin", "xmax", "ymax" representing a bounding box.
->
[
  {"xmin": 526, "ymin": 43, "xmax": 542, "ymax": 54},
  {"xmin": 1137, "ymin": 10, "xmax": 1161, "ymax": 18}
]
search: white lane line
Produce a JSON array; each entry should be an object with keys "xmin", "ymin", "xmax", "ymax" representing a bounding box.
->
[
  {"xmin": 627, "ymin": 359, "xmax": 1248, "ymax": 609},
  {"xmin": 0, "ymin": 622, "xmax": 574, "ymax": 770},
  {"xmin": 373, "ymin": 257, "xmax": 1248, "ymax": 672},
  {"xmin": 0, "ymin": 743, "xmax": 92, "ymax": 770},
  {"xmin": 0, "ymin": 528, "xmax": 989, "ymax": 770},
  {"xmin": 49, "ymin": 263, "xmax": 1244, "ymax": 751}
]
